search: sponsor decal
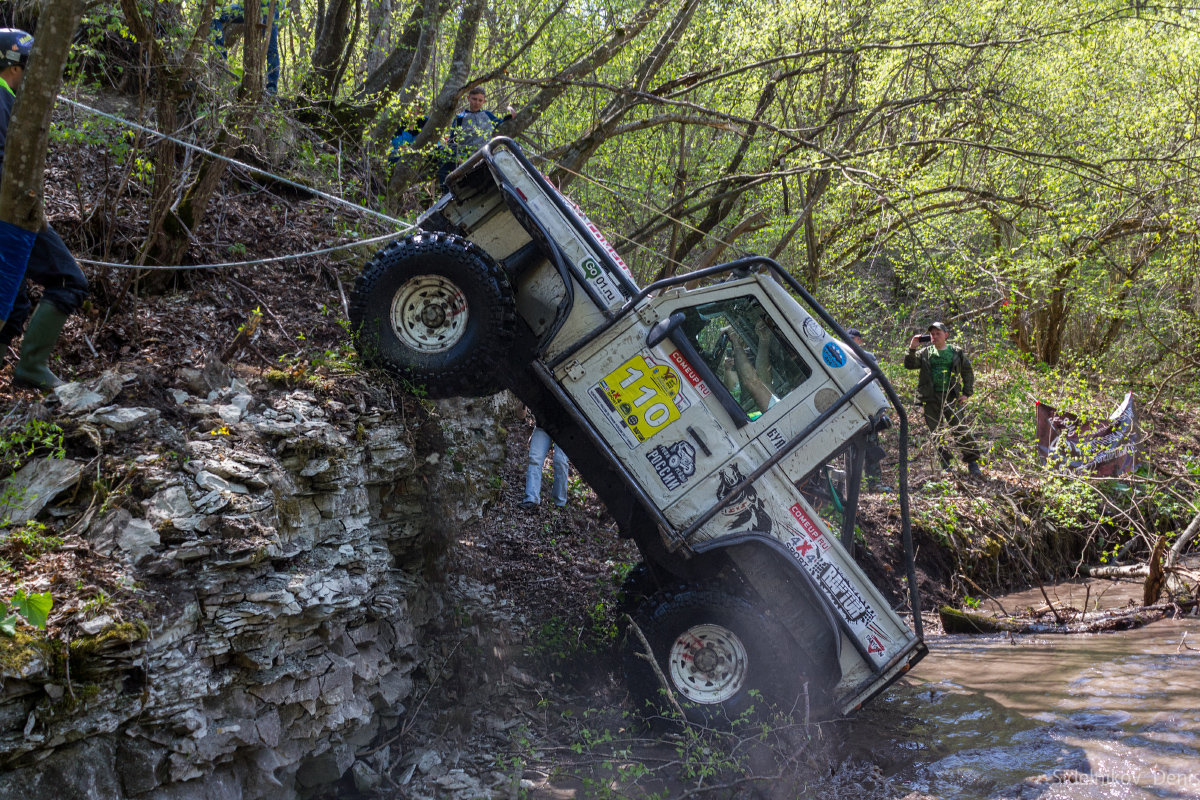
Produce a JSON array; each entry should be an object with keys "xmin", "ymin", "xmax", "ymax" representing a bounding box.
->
[
  {"xmin": 784, "ymin": 536, "xmax": 877, "ymax": 626},
  {"xmin": 592, "ymin": 354, "xmax": 690, "ymax": 447},
  {"xmin": 668, "ymin": 349, "xmax": 711, "ymax": 397},
  {"xmin": 810, "ymin": 557, "xmax": 875, "ymax": 626},
  {"xmin": 821, "ymin": 341, "xmax": 847, "ymax": 368},
  {"xmin": 786, "ymin": 522, "xmax": 888, "ymax": 661},
  {"xmin": 789, "ymin": 502, "xmax": 830, "ymax": 551},
  {"xmin": 579, "ymin": 256, "xmax": 621, "ymax": 305},
  {"xmin": 790, "ymin": 536, "xmax": 814, "ymax": 558},
  {"xmin": 802, "ymin": 316, "xmax": 827, "ymax": 341},
  {"xmin": 646, "ymin": 440, "xmax": 697, "ymax": 491}
]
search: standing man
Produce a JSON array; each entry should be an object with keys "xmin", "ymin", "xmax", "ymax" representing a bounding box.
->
[
  {"xmin": 0, "ymin": 28, "xmax": 89, "ymax": 390},
  {"xmin": 437, "ymin": 86, "xmax": 514, "ymax": 187},
  {"xmin": 904, "ymin": 322, "xmax": 983, "ymax": 477},
  {"xmin": 520, "ymin": 426, "xmax": 569, "ymax": 510}
]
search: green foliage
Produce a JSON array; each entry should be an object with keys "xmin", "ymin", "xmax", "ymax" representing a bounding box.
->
[
  {"xmin": 1, "ymin": 521, "xmax": 64, "ymax": 561},
  {"xmin": 0, "ymin": 589, "xmax": 54, "ymax": 636},
  {"xmin": 527, "ymin": 597, "xmax": 619, "ymax": 664},
  {"xmin": 0, "ymin": 419, "xmax": 66, "ymax": 475}
]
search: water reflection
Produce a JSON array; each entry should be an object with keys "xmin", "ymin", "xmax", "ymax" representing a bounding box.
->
[{"xmin": 848, "ymin": 618, "xmax": 1200, "ymax": 799}]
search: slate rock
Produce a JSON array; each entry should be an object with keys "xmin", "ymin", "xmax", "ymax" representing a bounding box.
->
[
  {"xmin": 86, "ymin": 406, "xmax": 160, "ymax": 432},
  {"xmin": 1, "ymin": 456, "xmax": 83, "ymax": 525}
]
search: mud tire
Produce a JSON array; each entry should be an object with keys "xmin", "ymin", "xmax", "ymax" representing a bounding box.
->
[
  {"xmin": 623, "ymin": 587, "xmax": 827, "ymax": 729},
  {"xmin": 350, "ymin": 233, "xmax": 515, "ymax": 398}
]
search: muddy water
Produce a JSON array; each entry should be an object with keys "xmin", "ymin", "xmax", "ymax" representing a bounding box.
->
[{"xmin": 851, "ymin": 613, "xmax": 1200, "ymax": 799}]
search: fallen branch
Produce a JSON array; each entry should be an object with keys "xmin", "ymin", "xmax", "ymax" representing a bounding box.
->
[
  {"xmin": 623, "ymin": 613, "xmax": 686, "ymax": 721},
  {"xmin": 939, "ymin": 600, "xmax": 1199, "ymax": 635}
]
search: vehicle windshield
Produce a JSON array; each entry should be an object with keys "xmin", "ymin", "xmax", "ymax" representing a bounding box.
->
[{"xmin": 682, "ymin": 296, "xmax": 812, "ymax": 419}]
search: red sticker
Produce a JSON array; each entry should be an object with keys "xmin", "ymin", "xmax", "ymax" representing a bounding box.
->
[{"xmin": 668, "ymin": 350, "xmax": 710, "ymax": 397}]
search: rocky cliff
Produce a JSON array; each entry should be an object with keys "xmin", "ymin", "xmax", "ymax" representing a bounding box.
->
[{"xmin": 0, "ymin": 367, "xmax": 516, "ymax": 798}]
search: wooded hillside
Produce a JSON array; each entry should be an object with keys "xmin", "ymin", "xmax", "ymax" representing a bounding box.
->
[{"xmin": 4, "ymin": 0, "xmax": 1195, "ymax": 378}]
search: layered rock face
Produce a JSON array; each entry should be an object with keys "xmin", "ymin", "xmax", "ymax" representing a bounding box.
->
[{"xmin": 0, "ymin": 371, "xmax": 514, "ymax": 799}]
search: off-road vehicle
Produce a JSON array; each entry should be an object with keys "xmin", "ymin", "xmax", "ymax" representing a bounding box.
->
[{"xmin": 351, "ymin": 138, "xmax": 926, "ymax": 724}]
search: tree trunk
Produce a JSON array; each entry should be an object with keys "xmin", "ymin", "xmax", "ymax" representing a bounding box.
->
[
  {"xmin": 365, "ymin": 0, "xmax": 392, "ymax": 76},
  {"xmin": 0, "ymin": 0, "xmax": 85, "ymax": 232},
  {"xmin": 308, "ymin": 0, "xmax": 356, "ymax": 98},
  {"xmin": 939, "ymin": 601, "xmax": 1199, "ymax": 635}
]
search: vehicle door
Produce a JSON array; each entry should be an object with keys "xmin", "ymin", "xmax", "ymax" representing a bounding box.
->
[{"xmin": 558, "ymin": 279, "xmax": 825, "ymax": 525}]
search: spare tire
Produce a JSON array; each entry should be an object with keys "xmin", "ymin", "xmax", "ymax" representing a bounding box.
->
[{"xmin": 350, "ymin": 232, "xmax": 516, "ymax": 398}]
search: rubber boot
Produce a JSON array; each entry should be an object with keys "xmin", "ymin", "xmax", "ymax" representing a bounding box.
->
[{"xmin": 12, "ymin": 303, "xmax": 68, "ymax": 390}]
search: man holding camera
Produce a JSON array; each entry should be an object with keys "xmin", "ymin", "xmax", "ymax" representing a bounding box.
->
[{"xmin": 905, "ymin": 322, "xmax": 983, "ymax": 477}]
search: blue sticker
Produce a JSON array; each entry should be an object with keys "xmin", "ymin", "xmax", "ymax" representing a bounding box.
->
[{"xmin": 822, "ymin": 342, "xmax": 846, "ymax": 368}]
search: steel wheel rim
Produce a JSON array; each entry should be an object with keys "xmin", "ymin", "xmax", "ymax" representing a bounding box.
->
[
  {"xmin": 391, "ymin": 275, "xmax": 469, "ymax": 353},
  {"xmin": 667, "ymin": 623, "xmax": 749, "ymax": 704}
]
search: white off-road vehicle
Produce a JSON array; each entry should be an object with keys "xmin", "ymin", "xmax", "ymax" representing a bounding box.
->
[{"xmin": 351, "ymin": 138, "xmax": 926, "ymax": 725}]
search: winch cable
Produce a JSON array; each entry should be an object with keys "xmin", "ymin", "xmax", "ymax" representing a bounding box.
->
[{"xmin": 57, "ymin": 95, "xmax": 418, "ymax": 271}]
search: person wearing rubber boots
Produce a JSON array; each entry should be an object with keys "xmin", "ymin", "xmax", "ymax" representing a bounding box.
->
[{"xmin": 0, "ymin": 28, "xmax": 89, "ymax": 390}]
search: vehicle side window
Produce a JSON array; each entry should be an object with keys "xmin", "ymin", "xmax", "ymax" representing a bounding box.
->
[{"xmin": 681, "ymin": 296, "xmax": 813, "ymax": 419}]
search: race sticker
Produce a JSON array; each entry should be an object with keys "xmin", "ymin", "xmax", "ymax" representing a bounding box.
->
[
  {"xmin": 646, "ymin": 440, "xmax": 696, "ymax": 491},
  {"xmin": 865, "ymin": 622, "xmax": 893, "ymax": 655},
  {"xmin": 591, "ymin": 354, "xmax": 690, "ymax": 447},
  {"xmin": 786, "ymin": 537, "xmax": 876, "ymax": 627},
  {"xmin": 821, "ymin": 341, "xmax": 846, "ymax": 368},
  {"xmin": 802, "ymin": 317, "xmax": 826, "ymax": 342},
  {"xmin": 565, "ymin": 195, "xmax": 634, "ymax": 279},
  {"xmin": 786, "ymin": 501, "xmax": 890, "ymax": 664},
  {"xmin": 667, "ymin": 349, "xmax": 711, "ymax": 397}
]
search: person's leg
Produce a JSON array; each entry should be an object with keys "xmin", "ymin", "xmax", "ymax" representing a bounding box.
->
[
  {"xmin": 13, "ymin": 225, "xmax": 89, "ymax": 389},
  {"xmin": 944, "ymin": 401, "xmax": 983, "ymax": 475},
  {"xmin": 550, "ymin": 444, "xmax": 569, "ymax": 507},
  {"xmin": 523, "ymin": 427, "xmax": 552, "ymax": 505},
  {"xmin": 923, "ymin": 397, "xmax": 952, "ymax": 470}
]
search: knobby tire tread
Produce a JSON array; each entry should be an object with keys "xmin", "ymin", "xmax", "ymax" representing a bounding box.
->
[{"xmin": 349, "ymin": 233, "xmax": 516, "ymax": 398}]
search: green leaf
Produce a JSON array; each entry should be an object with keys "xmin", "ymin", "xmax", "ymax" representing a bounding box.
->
[
  {"xmin": 0, "ymin": 613, "xmax": 18, "ymax": 637},
  {"xmin": 10, "ymin": 590, "xmax": 52, "ymax": 629}
]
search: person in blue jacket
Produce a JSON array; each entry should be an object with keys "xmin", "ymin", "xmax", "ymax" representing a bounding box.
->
[{"xmin": 0, "ymin": 28, "xmax": 90, "ymax": 390}]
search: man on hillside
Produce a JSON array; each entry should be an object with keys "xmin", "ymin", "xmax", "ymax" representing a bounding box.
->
[
  {"xmin": 437, "ymin": 86, "xmax": 515, "ymax": 187},
  {"xmin": 904, "ymin": 322, "xmax": 983, "ymax": 477},
  {"xmin": 0, "ymin": 28, "xmax": 90, "ymax": 390}
]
